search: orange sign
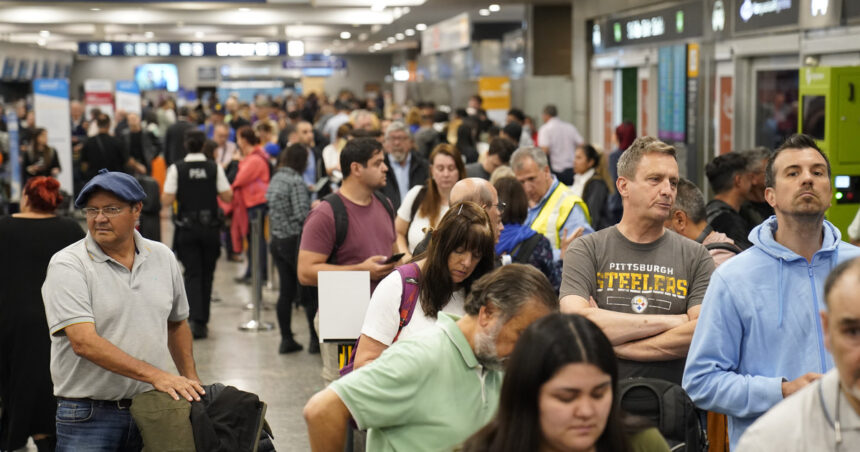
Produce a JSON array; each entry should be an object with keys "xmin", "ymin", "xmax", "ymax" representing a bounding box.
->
[
  {"xmin": 719, "ymin": 76, "xmax": 733, "ymax": 155},
  {"xmin": 478, "ymin": 76, "xmax": 511, "ymax": 110},
  {"xmin": 640, "ymin": 78, "xmax": 649, "ymax": 136},
  {"xmin": 603, "ymin": 79, "xmax": 613, "ymax": 152},
  {"xmin": 687, "ymin": 43, "xmax": 699, "ymax": 78},
  {"xmin": 301, "ymin": 77, "xmax": 326, "ymax": 96}
]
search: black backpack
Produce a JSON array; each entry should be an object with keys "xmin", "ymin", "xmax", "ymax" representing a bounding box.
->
[
  {"xmin": 618, "ymin": 378, "xmax": 707, "ymax": 452},
  {"xmin": 512, "ymin": 233, "xmax": 543, "ymax": 264},
  {"xmin": 319, "ymin": 191, "xmax": 395, "ymax": 264},
  {"xmin": 704, "ymin": 241, "xmax": 743, "ymax": 255}
]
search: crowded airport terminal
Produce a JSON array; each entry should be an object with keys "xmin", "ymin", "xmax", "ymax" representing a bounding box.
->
[{"xmin": 2, "ymin": 0, "xmax": 860, "ymax": 451}]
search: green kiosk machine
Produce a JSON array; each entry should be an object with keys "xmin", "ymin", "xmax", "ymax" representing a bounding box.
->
[{"xmin": 798, "ymin": 66, "xmax": 860, "ymax": 237}]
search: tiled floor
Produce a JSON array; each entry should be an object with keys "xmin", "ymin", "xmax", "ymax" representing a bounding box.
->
[
  {"xmin": 192, "ymin": 255, "xmax": 323, "ymax": 452},
  {"xmin": 15, "ymin": 216, "xmax": 324, "ymax": 452}
]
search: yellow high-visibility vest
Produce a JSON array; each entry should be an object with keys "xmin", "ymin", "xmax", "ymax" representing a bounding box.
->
[{"xmin": 529, "ymin": 182, "xmax": 590, "ymax": 249}]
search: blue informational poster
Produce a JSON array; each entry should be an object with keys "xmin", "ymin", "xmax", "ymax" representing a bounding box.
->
[
  {"xmin": 672, "ymin": 44, "xmax": 687, "ymax": 142},
  {"xmin": 5, "ymin": 111, "xmax": 20, "ymax": 202},
  {"xmin": 115, "ymin": 80, "xmax": 142, "ymax": 115},
  {"xmin": 657, "ymin": 44, "xmax": 688, "ymax": 142},
  {"xmin": 33, "ymin": 79, "xmax": 73, "ymax": 192}
]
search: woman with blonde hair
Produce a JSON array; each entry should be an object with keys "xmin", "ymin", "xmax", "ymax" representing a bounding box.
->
[{"xmin": 395, "ymin": 143, "xmax": 466, "ymax": 259}]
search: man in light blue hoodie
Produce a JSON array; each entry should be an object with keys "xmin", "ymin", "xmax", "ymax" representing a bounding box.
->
[{"xmin": 683, "ymin": 134, "xmax": 860, "ymax": 449}]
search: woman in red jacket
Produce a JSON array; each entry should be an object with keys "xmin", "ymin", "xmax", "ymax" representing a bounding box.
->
[{"xmin": 232, "ymin": 125, "xmax": 271, "ymax": 282}]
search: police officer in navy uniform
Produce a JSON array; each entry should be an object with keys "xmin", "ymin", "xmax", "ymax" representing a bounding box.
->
[{"xmin": 162, "ymin": 130, "xmax": 233, "ymax": 339}]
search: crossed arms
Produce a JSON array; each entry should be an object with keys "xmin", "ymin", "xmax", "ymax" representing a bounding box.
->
[{"xmin": 560, "ymin": 295, "xmax": 700, "ymax": 361}]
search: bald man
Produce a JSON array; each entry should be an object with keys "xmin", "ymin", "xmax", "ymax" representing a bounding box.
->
[{"xmin": 410, "ymin": 178, "xmax": 504, "ymax": 257}]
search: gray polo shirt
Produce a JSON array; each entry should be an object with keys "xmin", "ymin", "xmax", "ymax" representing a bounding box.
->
[{"xmin": 42, "ymin": 230, "xmax": 189, "ymax": 400}]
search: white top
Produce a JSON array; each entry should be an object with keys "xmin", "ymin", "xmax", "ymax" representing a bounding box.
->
[
  {"xmin": 360, "ymin": 268, "xmax": 465, "ymax": 345},
  {"xmin": 214, "ymin": 141, "xmax": 238, "ymax": 168},
  {"xmin": 537, "ymin": 117, "xmax": 583, "ymax": 173},
  {"xmin": 570, "ymin": 168, "xmax": 595, "ymax": 198},
  {"xmin": 848, "ymin": 208, "xmax": 860, "ymax": 241},
  {"xmin": 163, "ymin": 153, "xmax": 231, "ymax": 195},
  {"xmin": 397, "ymin": 185, "xmax": 449, "ymax": 253},
  {"xmin": 736, "ymin": 369, "xmax": 860, "ymax": 452},
  {"xmin": 322, "ymin": 143, "xmax": 340, "ymax": 171}
]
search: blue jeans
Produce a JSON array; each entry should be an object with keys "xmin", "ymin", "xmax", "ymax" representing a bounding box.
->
[{"xmin": 55, "ymin": 399, "xmax": 143, "ymax": 452}]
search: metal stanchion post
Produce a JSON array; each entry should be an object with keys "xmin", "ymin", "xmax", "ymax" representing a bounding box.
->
[
  {"xmin": 266, "ymin": 237, "xmax": 278, "ymax": 292},
  {"xmin": 239, "ymin": 213, "xmax": 274, "ymax": 332}
]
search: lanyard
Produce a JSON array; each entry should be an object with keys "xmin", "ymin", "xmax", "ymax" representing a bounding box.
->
[{"xmin": 818, "ymin": 378, "xmax": 843, "ymax": 447}]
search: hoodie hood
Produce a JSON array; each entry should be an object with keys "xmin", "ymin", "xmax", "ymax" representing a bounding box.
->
[
  {"xmin": 749, "ymin": 215, "xmax": 842, "ymax": 262},
  {"xmin": 748, "ymin": 215, "xmax": 842, "ymax": 328}
]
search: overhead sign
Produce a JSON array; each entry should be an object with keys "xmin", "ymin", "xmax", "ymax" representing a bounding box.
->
[
  {"xmin": 799, "ymin": 0, "xmax": 840, "ymax": 29},
  {"xmin": 605, "ymin": 1, "xmax": 703, "ymax": 48},
  {"xmin": 706, "ymin": 0, "xmax": 733, "ymax": 39},
  {"xmin": 421, "ymin": 12, "xmax": 471, "ymax": 55},
  {"xmin": 78, "ymin": 41, "xmax": 286, "ymax": 57},
  {"xmin": 282, "ymin": 55, "xmax": 347, "ymax": 70},
  {"xmin": 734, "ymin": 0, "xmax": 799, "ymax": 33}
]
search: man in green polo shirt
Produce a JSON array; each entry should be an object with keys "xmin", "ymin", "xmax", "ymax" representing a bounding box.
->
[{"xmin": 303, "ymin": 264, "xmax": 558, "ymax": 451}]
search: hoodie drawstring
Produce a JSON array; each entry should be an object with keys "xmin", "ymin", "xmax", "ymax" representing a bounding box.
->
[{"xmin": 777, "ymin": 259, "xmax": 784, "ymax": 328}]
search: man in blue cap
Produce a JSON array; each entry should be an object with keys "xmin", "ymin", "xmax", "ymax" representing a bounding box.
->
[{"xmin": 42, "ymin": 169, "xmax": 205, "ymax": 450}]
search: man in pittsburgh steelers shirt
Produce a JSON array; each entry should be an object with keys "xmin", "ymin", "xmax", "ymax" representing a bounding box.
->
[{"xmin": 560, "ymin": 137, "xmax": 714, "ymax": 384}]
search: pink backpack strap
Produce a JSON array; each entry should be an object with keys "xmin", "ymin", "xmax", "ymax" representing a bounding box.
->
[
  {"xmin": 392, "ymin": 262, "xmax": 421, "ymax": 343},
  {"xmin": 338, "ymin": 262, "xmax": 422, "ymax": 377}
]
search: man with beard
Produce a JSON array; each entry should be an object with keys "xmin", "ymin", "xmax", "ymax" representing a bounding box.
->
[
  {"xmin": 380, "ymin": 121, "xmax": 428, "ymax": 210},
  {"xmin": 303, "ymin": 264, "xmax": 557, "ymax": 451},
  {"xmin": 683, "ymin": 134, "xmax": 860, "ymax": 447}
]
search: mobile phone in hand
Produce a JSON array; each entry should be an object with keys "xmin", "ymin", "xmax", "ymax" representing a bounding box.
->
[{"xmin": 383, "ymin": 253, "xmax": 405, "ymax": 265}]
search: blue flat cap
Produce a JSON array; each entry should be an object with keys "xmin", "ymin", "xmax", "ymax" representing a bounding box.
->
[{"xmin": 75, "ymin": 169, "xmax": 147, "ymax": 208}]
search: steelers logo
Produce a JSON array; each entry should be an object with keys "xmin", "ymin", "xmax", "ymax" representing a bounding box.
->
[{"xmin": 631, "ymin": 296, "xmax": 648, "ymax": 313}]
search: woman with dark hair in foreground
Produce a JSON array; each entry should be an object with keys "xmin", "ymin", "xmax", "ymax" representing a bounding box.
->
[
  {"xmin": 0, "ymin": 177, "xmax": 84, "ymax": 452},
  {"xmin": 463, "ymin": 313, "xmax": 670, "ymax": 452}
]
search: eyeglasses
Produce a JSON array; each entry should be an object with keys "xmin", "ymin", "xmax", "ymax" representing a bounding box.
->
[
  {"xmin": 494, "ymin": 202, "xmax": 506, "ymax": 214},
  {"xmin": 82, "ymin": 206, "xmax": 125, "ymax": 218}
]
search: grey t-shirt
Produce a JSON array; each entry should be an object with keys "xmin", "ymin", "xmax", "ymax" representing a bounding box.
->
[
  {"xmin": 43, "ymin": 231, "xmax": 189, "ymax": 400},
  {"xmin": 465, "ymin": 162, "xmax": 491, "ymax": 180},
  {"xmin": 560, "ymin": 226, "xmax": 714, "ymax": 383}
]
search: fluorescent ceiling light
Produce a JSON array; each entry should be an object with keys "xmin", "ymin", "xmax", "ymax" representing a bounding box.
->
[
  {"xmin": 340, "ymin": 31, "xmax": 351, "ymax": 39},
  {"xmin": 404, "ymin": 28, "xmax": 415, "ymax": 36},
  {"xmin": 395, "ymin": 33, "xmax": 404, "ymax": 40},
  {"xmin": 387, "ymin": 36, "xmax": 396, "ymax": 44},
  {"xmin": 415, "ymin": 23, "xmax": 427, "ymax": 31},
  {"xmin": 488, "ymin": 4, "xmax": 500, "ymax": 12},
  {"xmin": 479, "ymin": 9, "xmax": 490, "ymax": 16}
]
